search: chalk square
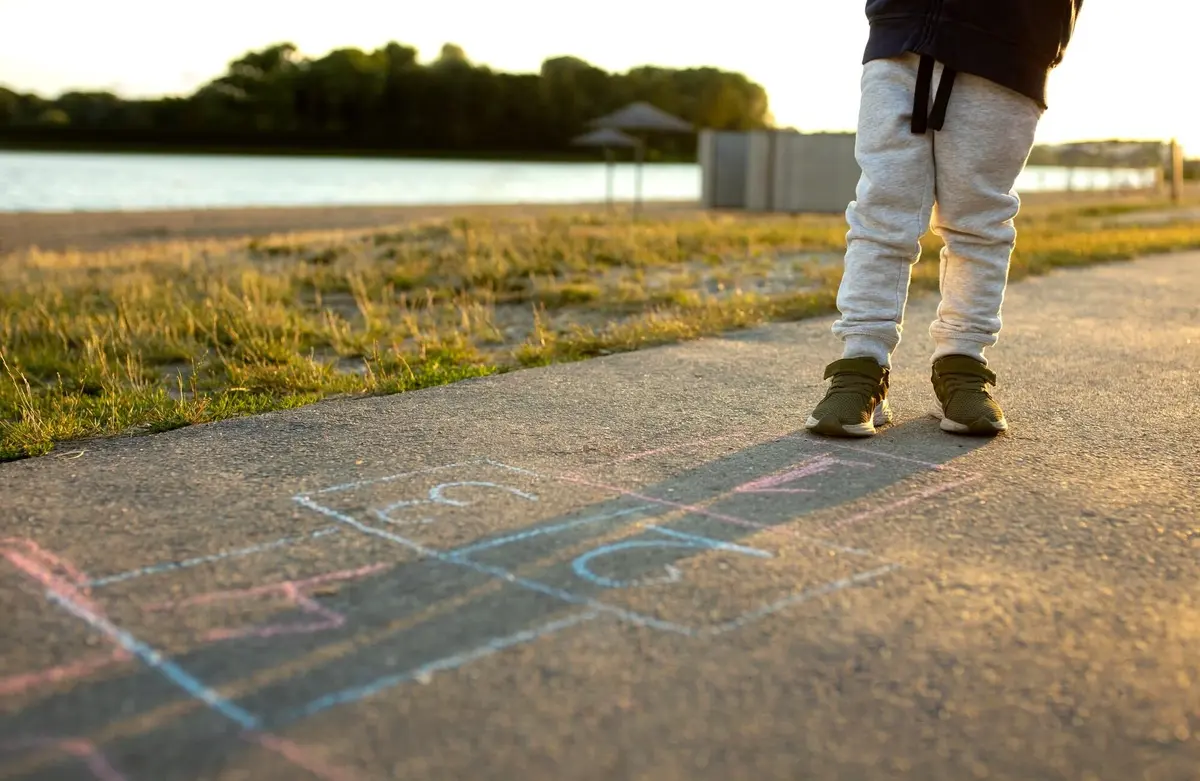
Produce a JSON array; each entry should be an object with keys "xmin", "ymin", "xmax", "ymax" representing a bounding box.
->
[
  {"xmin": 114, "ymin": 555, "xmax": 512, "ymax": 700},
  {"xmin": 461, "ymin": 510, "xmax": 894, "ymax": 633},
  {"xmin": 570, "ymin": 448, "xmax": 913, "ymax": 527},
  {"xmin": 236, "ymin": 588, "xmax": 590, "ymax": 726},
  {"xmin": 557, "ymin": 440, "xmax": 982, "ymax": 546},
  {"xmin": 578, "ymin": 514, "xmax": 896, "ymax": 633}
]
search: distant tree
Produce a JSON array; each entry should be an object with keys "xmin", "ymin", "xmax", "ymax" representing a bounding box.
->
[
  {"xmin": 37, "ymin": 108, "xmax": 70, "ymax": 126},
  {"xmin": 0, "ymin": 88, "xmax": 17, "ymax": 124},
  {"xmin": 435, "ymin": 43, "xmax": 470, "ymax": 67},
  {"xmin": 55, "ymin": 92, "xmax": 123, "ymax": 127}
]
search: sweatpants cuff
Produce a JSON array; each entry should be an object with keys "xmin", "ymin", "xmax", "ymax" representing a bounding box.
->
[
  {"xmin": 842, "ymin": 335, "xmax": 892, "ymax": 367},
  {"xmin": 931, "ymin": 339, "xmax": 988, "ymax": 365}
]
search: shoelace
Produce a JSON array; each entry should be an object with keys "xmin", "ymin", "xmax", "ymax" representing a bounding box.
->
[
  {"xmin": 828, "ymin": 372, "xmax": 882, "ymax": 400},
  {"xmin": 939, "ymin": 371, "xmax": 991, "ymax": 398}
]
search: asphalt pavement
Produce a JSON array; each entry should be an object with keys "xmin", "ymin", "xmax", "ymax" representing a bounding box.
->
[{"xmin": 2, "ymin": 252, "xmax": 1198, "ymax": 781}]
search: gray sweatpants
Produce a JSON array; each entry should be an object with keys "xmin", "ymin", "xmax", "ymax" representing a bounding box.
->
[{"xmin": 832, "ymin": 53, "xmax": 1043, "ymax": 367}]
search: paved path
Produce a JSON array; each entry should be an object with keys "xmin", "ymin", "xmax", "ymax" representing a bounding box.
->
[{"xmin": 2, "ymin": 253, "xmax": 1198, "ymax": 781}]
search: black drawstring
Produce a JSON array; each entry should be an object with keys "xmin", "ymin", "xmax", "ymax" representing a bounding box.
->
[
  {"xmin": 910, "ymin": 54, "xmax": 934, "ymax": 134},
  {"xmin": 928, "ymin": 67, "xmax": 956, "ymax": 130},
  {"xmin": 910, "ymin": 54, "xmax": 957, "ymax": 134}
]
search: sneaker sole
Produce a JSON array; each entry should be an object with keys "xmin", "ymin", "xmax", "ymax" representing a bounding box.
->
[
  {"xmin": 806, "ymin": 399, "xmax": 892, "ymax": 438},
  {"xmin": 939, "ymin": 409, "xmax": 1008, "ymax": 436}
]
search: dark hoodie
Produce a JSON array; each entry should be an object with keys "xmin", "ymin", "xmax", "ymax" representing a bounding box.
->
[{"xmin": 864, "ymin": 0, "xmax": 1083, "ymax": 126}]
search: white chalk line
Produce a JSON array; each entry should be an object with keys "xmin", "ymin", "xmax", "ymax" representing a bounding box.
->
[
  {"xmin": 311, "ymin": 460, "xmax": 486, "ymax": 496},
  {"xmin": 821, "ymin": 474, "xmax": 985, "ymax": 532},
  {"xmin": 448, "ymin": 504, "xmax": 655, "ymax": 557},
  {"xmin": 41, "ymin": 590, "xmax": 259, "ymax": 729},
  {"xmin": 87, "ymin": 528, "xmax": 341, "ymax": 588},
  {"xmin": 704, "ymin": 564, "xmax": 903, "ymax": 635},
  {"xmin": 276, "ymin": 610, "xmax": 601, "ymax": 724}
]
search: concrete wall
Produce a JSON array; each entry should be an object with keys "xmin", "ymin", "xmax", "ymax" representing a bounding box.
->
[
  {"xmin": 744, "ymin": 130, "xmax": 783, "ymax": 212},
  {"xmin": 774, "ymin": 132, "xmax": 859, "ymax": 213},
  {"xmin": 701, "ymin": 129, "xmax": 859, "ymax": 214},
  {"xmin": 699, "ymin": 129, "xmax": 750, "ymax": 209}
]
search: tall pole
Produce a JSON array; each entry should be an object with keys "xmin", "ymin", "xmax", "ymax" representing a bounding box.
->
[
  {"xmin": 634, "ymin": 139, "xmax": 644, "ymax": 221},
  {"xmin": 605, "ymin": 146, "xmax": 614, "ymax": 212},
  {"xmin": 1170, "ymin": 138, "xmax": 1184, "ymax": 204}
]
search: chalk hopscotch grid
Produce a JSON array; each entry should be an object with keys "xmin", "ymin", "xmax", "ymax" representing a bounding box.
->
[
  {"xmin": 272, "ymin": 439, "xmax": 961, "ymax": 734},
  {"xmin": 282, "ymin": 493, "xmax": 898, "ymax": 726},
  {"xmin": 278, "ymin": 458, "xmax": 907, "ymax": 719},
  {"xmin": 7, "ymin": 441, "xmax": 969, "ymax": 766},
  {"xmin": 284, "ymin": 442, "xmax": 984, "ymax": 649},
  {"xmin": 274, "ymin": 609, "xmax": 602, "ymax": 724},
  {"xmin": 539, "ymin": 431, "xmax": 986, "ymax": 539},
  {"xmin": 291, "ymin": 443, "xmax": 943, "ymax": 628}
]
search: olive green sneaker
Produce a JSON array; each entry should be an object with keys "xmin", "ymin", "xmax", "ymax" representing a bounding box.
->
[
  {"xmin": 805, "ymin": 358, "xmax": 892, "ymax": 438},
  {"xmin": 931, "ymin": 355, "xmax": 1008, "ymax": 435}
]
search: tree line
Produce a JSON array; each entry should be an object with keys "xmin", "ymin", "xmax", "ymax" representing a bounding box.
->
[{"xmin": 0, "ymin": 43, "xmax": 771, "ymax": 158}]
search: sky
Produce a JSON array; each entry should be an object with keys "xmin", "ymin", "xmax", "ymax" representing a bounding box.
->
[{"xmin": 0, "ymin": 0, "xmax": 1195, "ymax": 151}]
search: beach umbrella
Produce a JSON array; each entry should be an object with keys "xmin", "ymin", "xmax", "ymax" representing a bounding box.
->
[
  {"xmin": 587, "ymin": 101, "xmax": 695, "ymax": 134},
  {"xmin": 571, "ymin": 127, "xmax": 640, "ymax": 211},
  {"xmin": 586, "ymin": 102, "xmax": 694, "ymax": 217}
]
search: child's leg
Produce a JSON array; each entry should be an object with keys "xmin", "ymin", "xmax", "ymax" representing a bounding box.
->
[
  {"xmin": 928, "ymin": 72, "xmax": 1042, "ymax": 365},
  {"xmin": 832, "ymin": 53, "xmax": 936, "ymax": 368}
]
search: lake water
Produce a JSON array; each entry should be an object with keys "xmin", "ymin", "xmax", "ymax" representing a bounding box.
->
[{"xmin": 0, "ymin": 150, "xmax": 1159, "ymax": 213}]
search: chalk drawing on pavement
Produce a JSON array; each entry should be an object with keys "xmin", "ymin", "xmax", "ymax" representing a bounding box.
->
[
  {"xmin": 371, "ymin": 480, "xmax": 539, "ymax": 526},
  {"xmin": 1, "ymin": 737, "xmax": 128, "ymax": 781},
  {"xmin": 86, "ymin": 527, "xmax": 341, "ymax": 588},
  {"xmin": 291, "ymin": 453, "xmax": 909, "ymax": 639},
  {"xmin": 3, "ymin": 432, "xmax": 983, "ymax": 780},
  {"xmin": 0, "ymin": 649, "xmax": 130, "ymax": 699},
  {"xmin": 1, "ymin": 539, "xmax": 367, "ymax": 781},
  {"xmin": 570, "ymin": 526, "xmax": 771, "ymax": 589},
  {"xmin": 141, "ymin": 563, "xmax": 391, "ymax": 642},
  {"xmin": 732, "ymin": 453, "xmax": 874, "ymax": 494}
]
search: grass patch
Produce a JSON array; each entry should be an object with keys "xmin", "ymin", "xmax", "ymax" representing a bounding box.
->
[{"xmin": 3, "ymin": 195, "xmax": 1200, "ymax": 460}]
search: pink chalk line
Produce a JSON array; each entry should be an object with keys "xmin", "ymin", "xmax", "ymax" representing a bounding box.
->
[
  {"xmin": 0, "ymin": 539, "xmax": 134, "ymax": 697},
  {"xmin": 2, "ymin": 537, "xmax": 102, "ymax": 615},
  {"xmin": 556, "ymin": 434, "xmax": 741, "ymax": 479},
  {"xmin": 784, "ymin": 433, "xmax": 972, "ymax": 473},
  {"xmin": 245, "ymin": 732, "xmax": 362, "ymax": 781},
  {"xmin": 820, "ymin": 474, "xmax": 984, "ymax": 532},
  {"xmin": 1, "ymin": 737, "xmax": 127, "ymax": 781},
  {"xmin": 733, "ymin": 453, "xmax": 874, "ymax": 495},
  {"xmin": 608, "ymin": 434, "xmax": 740, "ymax": 465},
  {"xmin": 0, "ymin": 649, "xmax": 130, "ymax": 699},
  {"xmin": 143, "ymin": 562, "xmax": 390, "ymax": 641}
]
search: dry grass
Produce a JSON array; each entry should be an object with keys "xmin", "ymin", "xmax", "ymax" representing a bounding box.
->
[{"xmin": 3, "ymin": 196, "xmax": 1200, "ymax": 460}]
